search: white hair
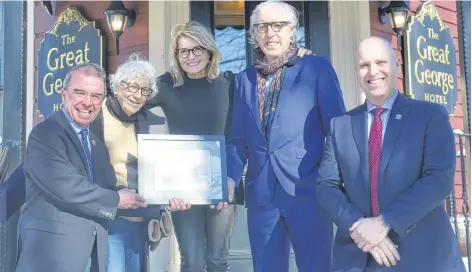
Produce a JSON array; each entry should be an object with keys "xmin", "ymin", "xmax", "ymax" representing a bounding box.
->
[
  {"xmin": 108, "ymin": 53, "xmax": 158, "ymax": 98},
  {"xmin": 248, "ymin": 0, "xmax": 299, "ymax": 46}
]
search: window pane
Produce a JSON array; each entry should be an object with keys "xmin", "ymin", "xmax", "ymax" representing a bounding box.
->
[
  {"xmin": 290, "ymin": 1, "xmax": 306, "ymax": 47},
  {"xmin": 214, "ymin": 1, "xmax": 246, "ymax": 73}
]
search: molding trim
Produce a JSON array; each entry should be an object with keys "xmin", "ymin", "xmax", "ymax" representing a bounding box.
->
[
  {"xmin": 149, "ymin": 1, "xmax": 190, "ymax": 77},
  {"xmin": 148, "ymin": 3, "xmax": 190, "ymax": 271},
  {"xmin": 329, "ymin": 1, "xmax": 371, "ymax": 110},
  {"xmin": 25, "ymin": 0, "xmax": 35, "ymax": 141}
]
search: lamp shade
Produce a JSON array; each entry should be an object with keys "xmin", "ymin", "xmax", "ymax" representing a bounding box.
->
[
  {"xmin": 386, "ymin": 1, "xmax": 410, "ymax": 34},
  {"xmin": 107, "ymin": 13, "xmax": 127, "ymax": 34},
  {"xmin": 389, "ymin": 10, "xmax": 409, "ymax": 33},
  {"xmin": 104, "ymin": 1, "xmax": 135, "ymax": 37},
  {"xmin": 104, "ymin": 1, "xmax": 136, "ymax": 55}
]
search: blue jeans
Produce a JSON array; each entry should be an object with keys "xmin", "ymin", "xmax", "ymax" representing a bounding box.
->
[
  {"xmin": 106, "ymin": 218, "xmax": 147, "ymax": 272},
  {"xmin": 172, "ymin": 205, "xmax": 235, "ymax": 272}
]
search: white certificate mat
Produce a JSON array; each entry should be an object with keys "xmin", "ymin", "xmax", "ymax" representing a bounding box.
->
[{"xmin": 138, "ymin": 134, "xmax": 228, "ymax": 205}]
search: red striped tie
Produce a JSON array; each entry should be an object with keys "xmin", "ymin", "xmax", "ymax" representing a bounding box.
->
[{"xmin": 369, "ymin": 108, "xmax": 385, "ymax": 217}]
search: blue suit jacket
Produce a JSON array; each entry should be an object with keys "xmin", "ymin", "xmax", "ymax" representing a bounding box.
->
[
  {"xmin": 0, "ymin": 162, "xmax": 25, "ymax": 222},
  {"xmin": 16, "ymin": 111, "xmax": 120, "ymax": 272},
  {"xmin": 317, "ymin": 94, "xmax": 465, "ymax": 271},
  {"xmin": 227, "ymin": 55, "xmax": 345, "ymax": 207}
]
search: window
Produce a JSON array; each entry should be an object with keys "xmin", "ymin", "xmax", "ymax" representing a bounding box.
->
[
  {"xmin": 214, "ymin": 1, "xmax": 246, "ymax": 73},
  {"xmin": 213, "ymin": 1, "xmax": 306, "ymax": 73}
]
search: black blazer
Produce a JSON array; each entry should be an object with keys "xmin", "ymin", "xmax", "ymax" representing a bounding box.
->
[{"xmin": 16, "ymin": 111, "xmax": 119, "ymax": 272}]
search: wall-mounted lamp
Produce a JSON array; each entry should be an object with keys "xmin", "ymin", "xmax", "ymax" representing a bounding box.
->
[
  {"xmin": 378, "ymin": 1, "xmax": 410, "ymax": 37},
  {"xmin": 379, "ymin": 1, "xmax": 411, "ymax": 95},
  {"xmin": 104, "ymin": 1, "xmax": 136, "ymax": 55}
]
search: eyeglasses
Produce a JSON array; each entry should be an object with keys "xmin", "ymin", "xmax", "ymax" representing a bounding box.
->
[
  {"xmin": 121, "ymin": 81, "xmax": 153, "ymax": 97},
  {"xmin": 70, "ymin": 89, "xmax": 104, "ymax": 103},
  {"xmin": 177, "ymin": 46, "xmax": 206, "ymax": 58},
  {"xmin": 253, "ymin": 21, "xmax": 291, "ymax": 33}
]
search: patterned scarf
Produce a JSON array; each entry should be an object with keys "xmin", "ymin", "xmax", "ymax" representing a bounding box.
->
[{"xmin": 254, "ymin": 43, "xmax": 299, "ymax": 128}]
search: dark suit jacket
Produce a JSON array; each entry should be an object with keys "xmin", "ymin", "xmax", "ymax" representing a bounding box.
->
[
  {"xmin": 0, "ymin": 162, "xmax": 25, "ymax": 222},
  {"xmin": 317, "ymin": 94, "xmax": 465, "ymax": 271},
  {"xmin": 16, "ymin": 111, "xmax": 120, "ymax": 272},
  {"xmin": 227, "ymin": 55, "xmax": 345, "ymax": 207}
]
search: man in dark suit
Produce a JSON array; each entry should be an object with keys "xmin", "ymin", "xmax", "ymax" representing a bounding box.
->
[
  {"xmin": 316, "ymin": 36, "xmax": 465, "ymax": 271},
  {"xmin": 226, "ymin": 2, "xmax": 345, "ymax": 271},
  {"xmin": 16, "ymin": 63, "xmax": 147, "ymax": 272}
]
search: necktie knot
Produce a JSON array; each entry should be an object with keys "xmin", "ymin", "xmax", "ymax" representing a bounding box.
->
[
  {"xmin": 372, "ymin": 107, "xmax": 385, "ymax": 118},
  {"xmin": 79, "ymin": 128, "xmax": 88, "ymax": 139}
]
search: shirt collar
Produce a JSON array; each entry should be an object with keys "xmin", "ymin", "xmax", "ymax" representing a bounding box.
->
[
  {"xmin": 62, "ymin": 108, "xmax": 89, "ymax": 135},
  {"xmin": 366, "ymin": 90, "xmax": 398, "ymax": 113}
]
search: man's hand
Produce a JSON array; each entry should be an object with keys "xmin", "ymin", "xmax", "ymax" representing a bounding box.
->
[
  {"xmin": 167, "ymin": 198, "xmax": 191, "ymax": 212},
  {"xmin": 369, "ymin": 237, "xmax": 401, "ymax": 267},
  {"xmin": 297, "ymin": 46, "xmax": 313, "ymax": 58},
  {"xmin": 118, "ymin": 188, "xmax": 147, "ymax": 209},
  {"xmin": 350, "ymin": 216, "xmax": 390, "ymax": 252},
  {"xmin": 210, "ymin": 179, "xmax": 235, "ymax": 210}
]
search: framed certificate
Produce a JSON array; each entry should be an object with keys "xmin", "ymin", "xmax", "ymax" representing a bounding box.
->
[{"xmin": 137, "ymin": 134, "xmax": 228, "ymax": 205}]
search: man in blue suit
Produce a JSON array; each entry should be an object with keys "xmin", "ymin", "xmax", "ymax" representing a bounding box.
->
[
  {"xmin": 16, "ymin": 64, "xmax": 148, "ymax": 272},
  {"xmin": 226, "ymin": 1, "xmax": 345, "ymax": 271},
  {"xmin": 316, "ymin": 36, "xmax": 465, "ymax": 271}
]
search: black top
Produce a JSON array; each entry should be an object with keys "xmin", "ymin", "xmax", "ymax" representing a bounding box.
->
[
  {"xmin": 146, "ymin": 72, "xmax": 234, "ymax": 138},
  {"xmin": 145, "ymin": 72, "xmax": 245, "ymax": 205}
]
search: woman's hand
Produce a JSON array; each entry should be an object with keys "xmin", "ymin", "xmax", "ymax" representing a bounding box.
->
[
  {"xmin": 209, "ymin": 178, "xmax": 235, "ymax": 210},
  {"xmin": 167, "ymin": 198, "xmax": 192, "ymax": 212}
]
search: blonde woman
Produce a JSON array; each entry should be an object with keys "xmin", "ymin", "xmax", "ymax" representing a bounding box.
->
[{"xmin": 145, "ymin": 21, "xmax": 236, "ymax": 272}]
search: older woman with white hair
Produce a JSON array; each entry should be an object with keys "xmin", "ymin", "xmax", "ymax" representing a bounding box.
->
[
  {"xmin": 91, "ymin": 54, "xmax": 190, "ymax": 272},
  {"xmin": 226, "ymin": 1, "xmax": 346, "ymax": 271}
]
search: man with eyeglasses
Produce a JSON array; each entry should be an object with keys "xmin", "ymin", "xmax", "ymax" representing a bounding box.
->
[
  {"xmin": 16, "ymin": 63, "xmax": 147, "ymax": 272},
  {"xmin": 226, "ymin": 1, "xmax": 345, "ymax": 271}
]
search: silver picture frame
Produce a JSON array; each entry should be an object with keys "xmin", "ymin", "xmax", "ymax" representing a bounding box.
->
[{"xmin": 137, "ymin": 134, "xmax": 228, "ymax": 205}]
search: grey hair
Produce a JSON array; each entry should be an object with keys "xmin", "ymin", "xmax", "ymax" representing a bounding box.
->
[
  {"xmin": 169, "ymin": 21, "xmax": 221, "ymax": 87},
  {"xmin": 108, "ymin": 53, "xmax": 158, "ymax": 98},
  {"xmin": 248, "ymin": 0, "xmax": 299, "ymax": 46},
  {"xmin": 63, "ymin": 63, "xmax": 106, "ymax": 91}
]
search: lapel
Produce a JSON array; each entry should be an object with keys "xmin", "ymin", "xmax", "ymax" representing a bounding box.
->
[
  {"xmin": 55, "ymin": 111, "xmax": 91, "ymax": 179},
  {"xmin": 248, "ymin": 67, "xmax": 266, "ymax": 138},
  {"xmin": 379, "ymin": 94, "xmax": 412, "ymax": 178},
  {"xmin": 351, "ymin": 104, "xmax": 369, "ymax": 188},
  {"xmin": 274, "ymin": 64, "xmax": 300, "ymax": 119}
]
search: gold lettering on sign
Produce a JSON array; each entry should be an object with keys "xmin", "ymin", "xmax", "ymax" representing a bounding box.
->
[
  {"xmin": 53, "ymin": 103, "xmax": 64, "ymax": 112},
  {"xmin": 424, "ymin": 93, "xmax": 448, "ymax": 105},
  {"xmin": 42, "ymin": 41, "xmax": 90, "ymax": 96},
  {"xmin": 416, "ymin": 36, "xmax": 450, "ymax": 65},
  {"xmin": 61, "ymin": 34, "xmax": 76, "ymax": 45},
  {"xmin": 414, "ymin": 34, "xmax": 454, "ymax": 95}
]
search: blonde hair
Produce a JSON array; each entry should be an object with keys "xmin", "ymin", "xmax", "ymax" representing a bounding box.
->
[{"xmin": 169, "ymin": 21, "xmax": 221, "ymax": 87}]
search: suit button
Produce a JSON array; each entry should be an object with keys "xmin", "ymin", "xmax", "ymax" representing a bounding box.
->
[
  {"xmin": 92, "ymin": 230, "xmax": 97, "ymax": 236},
  {"xmin": 270, "ymin": 151, "xmax": 274, "ymax": 155}
]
